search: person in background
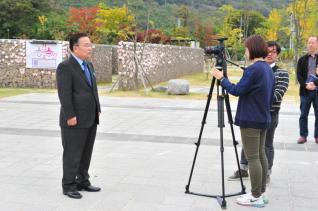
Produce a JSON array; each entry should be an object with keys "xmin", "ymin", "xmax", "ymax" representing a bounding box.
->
[
  {"xmin": 228, "ymin": 41, "xmax": 289, "ymax": 184},
  {"xmin": 296, "ymin": 36, "xmax": 318, "ymax": 144}
]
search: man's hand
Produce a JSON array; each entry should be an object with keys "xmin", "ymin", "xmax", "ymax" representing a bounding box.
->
[
  {"xmin": 211, "ymin": 67, "xmax": 224, "ymax": 80},
  {"xmin": 306, "ymin": 82, "xmax": 317, "ymax": 91},
  {"xmin": 67, "ymin": 116, "xmax": 77, "ymax": 126},
  {"xmin": 316, "ymin": 65, "xmax": 318, "ymax": 75}
]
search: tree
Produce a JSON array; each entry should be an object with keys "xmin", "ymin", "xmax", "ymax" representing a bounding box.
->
[
  {"xmin": 68, "ymin": 6, "xmax": 99, "ymax": 41},
  {"xmin": 0, "ymin": 0, "xmax": 52, "ymax": 38},
  {"xmin": 34, "ymin": 12, "xmax": 75, "ymax": 40},
  {"xmin": 255, "ymin": 9, "xmax": 286, "ymax": 41},
  {"xmin": 173, "ymin": 26, "xmax": 190, "ymax": 38},
  {"xmin": 219, "ymin": 5, "xmax": 239, "ymax": 38},
  {"xmin": 220, "ymin": 5, "xmax": 266, "ymax": 39},
  {"xmin": 288, "ymin": 0, "xmax": 318, "ymax": 79},
  {"xmin": 137, "ymin": 29, "xmax": 170, "ymax": 44},
  {"xmin": 226, "ymin": 28, "xmax": 245, "ymax": 60},
  {"xmin": 194, "ymin": 21, "xmax": 216, "ymax": 47},
  {"xmin": 254, "ymin": 8, "xmax": 290, "ymax": 49},
  {"xmin": 218, "ymin": 5, "xmax": 266, "ymax": 60},
  {"xmin": 266, "ymin": 9, "xmax": 282, "ymax": 41},
  {"xmin": 176, "ymin": 5, "xmax": 190, "ymax": 27},
  {"xmin": 147, "ymin": 3, "xmax": 178, "ymax": 35},
  {"xmin": 95, "ymin": 4, "xmax": 136, "ymax": 44},
  {"xmin": 218, "ymin": 5, "xmax": 242, "ymax": 60},
  {"xmin": 126, "ymin": 0, "xmax": 151, "ymax": 30}
]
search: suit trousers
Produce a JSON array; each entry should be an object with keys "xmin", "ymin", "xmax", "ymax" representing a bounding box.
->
[{"xmin": 61, "ymin": 124, "xmax": 97, "ymax": 192}]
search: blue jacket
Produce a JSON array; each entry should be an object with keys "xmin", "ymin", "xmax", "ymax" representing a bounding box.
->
[{"xmin": 221, "ymin": 61, "xmax": 274, "ymax": 129}]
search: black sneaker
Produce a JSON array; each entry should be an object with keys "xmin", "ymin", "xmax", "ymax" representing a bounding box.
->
[{"xmin": 228, "ymin": 169, "xmax": 249, "ymax": 181}]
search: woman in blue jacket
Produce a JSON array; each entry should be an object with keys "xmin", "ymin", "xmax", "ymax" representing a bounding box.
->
[{"xmin": 211, "ymin": 35, "xmax": 274, "ymax": 208}]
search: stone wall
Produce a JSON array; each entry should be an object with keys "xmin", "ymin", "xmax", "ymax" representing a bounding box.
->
[
  {"xmin": 117, "ymin": 42, "xmax": 204, "ymax": 90},
  {"xmin": 90, "ymin": 44, "xmax": 113, "ymax": 83},
  {"xmin": 0, "ymin": 39, "xmax": 204, "ymax": 89},
  {"xmin": 112, "ymin": 46, "xmax": 119, "ymax": 74},
  {"xmin": 0, "ymin": 39, "xmax": 113, "ymax": 88},
  {"xmin": 0, "ymin": 39, "xmax": 66, "ymax": 88}
]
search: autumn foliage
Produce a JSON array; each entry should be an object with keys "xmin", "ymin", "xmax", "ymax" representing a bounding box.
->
[
  {"xmin": 194, "ymin": 23, "xmax": 218, "ymax": 47},
  {"xmin": 137, "ymin": 29, "xmax": 171, "ymax": 44},
  {"xmin": 94, "ymin": 4, "xmax": 136, "ymax": 44},
  {"xmin": 68, "ymin": 6, "xmax": 99, "ymax": 37}
]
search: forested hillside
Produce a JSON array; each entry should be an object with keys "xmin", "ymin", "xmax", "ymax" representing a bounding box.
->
[
  {"xmin": 0, "ymin": 0, "xmax": 315, "ymax": 61},
  {"xmin": 62, "ymin": 0, "xmax": 289, "ymax": 15},
  {"xmin": 58, "ymin": 0, "xmax": 290, "ymax": 34}
]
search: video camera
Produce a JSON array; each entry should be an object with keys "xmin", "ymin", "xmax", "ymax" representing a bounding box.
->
[{"xmin": 204, "ymin": 38, "xmax": 228, "ymax": 74}]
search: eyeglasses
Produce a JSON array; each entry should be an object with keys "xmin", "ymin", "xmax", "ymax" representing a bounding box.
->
[
  {"xmin": 268, "ymin": 51, "xmax": 277, "ymax": 55},
  {"xmin": 75, "ymin": 44, "xmax": 93, "ymax": 48}
]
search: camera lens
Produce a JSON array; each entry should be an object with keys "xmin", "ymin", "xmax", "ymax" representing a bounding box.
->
[{"xmin": 204, "ymin": 46, "xmax": 221, "ymax": 55}]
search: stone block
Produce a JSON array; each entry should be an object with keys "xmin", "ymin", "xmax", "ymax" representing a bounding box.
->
[{"xmin": 167, "ymin": 79, "xmax": 189, "ymax": 95}]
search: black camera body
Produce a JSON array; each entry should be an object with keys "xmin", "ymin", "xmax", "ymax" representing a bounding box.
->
[
  {"xmin": 204, "ymin": 45, "xmax": 224, "ymax": 55},
  {"xmin": 204, "ymin": 38, "xmax": 228, "ymax": 74}
]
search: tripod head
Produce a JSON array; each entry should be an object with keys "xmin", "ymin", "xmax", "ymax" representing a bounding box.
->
[
  {"xmin": 205, "ymin": 37, "xmax": 245, "ymax": 79},
  {"xmin": 204, "ymin": 38, "xmax": 228, "ymax": 77}
]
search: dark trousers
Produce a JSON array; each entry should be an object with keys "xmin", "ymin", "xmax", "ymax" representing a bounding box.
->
[
  {"xmin": 240, "ymin": 112, "xmax": 278, "ymax": 173},
  {"xmin": 61, "ymin": 124, "xmax": 97, "ymax": 192},
  {"xmin": 299, "ymin": 91, "xmax": 318, "ymax": 138}
]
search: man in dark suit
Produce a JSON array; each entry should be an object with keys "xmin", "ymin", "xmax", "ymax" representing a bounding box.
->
[{"xmin": 56, "ymin": 32, "xmax": 101, "ymax": 199}]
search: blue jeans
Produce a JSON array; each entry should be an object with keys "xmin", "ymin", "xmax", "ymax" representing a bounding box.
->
[{"xmin": 299, "ymin": 91, "xmax": 318, "ymax": 138}]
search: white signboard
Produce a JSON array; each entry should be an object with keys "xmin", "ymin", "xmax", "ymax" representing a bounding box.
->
[{"xmin": 26, "ymin": 41, "xmax": 63, "ymax": 69}]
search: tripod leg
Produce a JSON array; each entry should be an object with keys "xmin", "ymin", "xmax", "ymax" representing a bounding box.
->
[
  {"xmin": 185, "ymin": 82, "xmax": 245, "ymax": 209},
  {"xmin": 224, "ymin": 91, "xmax": 246, "ymax": 194},
  {"xmin": 185, "ymin": 77, "xmax": 216, "ymax": 193},
  {"xmin": 217, "ymin": 94, "xmax": 227, "ymax": 208}
]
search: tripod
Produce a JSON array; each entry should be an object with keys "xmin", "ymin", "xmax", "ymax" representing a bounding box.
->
[{"xmin": 185, "ymin": 72, "xmax": 246, "ymax": 209}]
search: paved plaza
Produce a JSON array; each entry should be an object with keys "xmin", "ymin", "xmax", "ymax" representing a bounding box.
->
[{"xmin": 0, "ymin": 93, "xmax": 318, "ymax": 211}]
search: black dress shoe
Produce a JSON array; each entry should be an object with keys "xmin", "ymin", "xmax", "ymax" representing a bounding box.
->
[
  {"xmin": 63, "ymin": 191, "xmax": 82, "ymax": 199},
  {"xmin": 78, "ymin": 185, "xmax": 101, "ymax": 192}
]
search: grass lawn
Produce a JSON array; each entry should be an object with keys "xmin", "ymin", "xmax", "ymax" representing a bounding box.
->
[{"xmin": 0, "ymin": 88, "xmax": 55, "ymax": 99}]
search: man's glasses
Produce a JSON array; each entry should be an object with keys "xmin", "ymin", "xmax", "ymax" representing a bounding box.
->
[
  {"xmin": 268, "ymin": 50, "xmax": 277, "ymax": 55},
  {"xmin": 75, "ymin": 44, "xmax": 93, "ymax": 48}
]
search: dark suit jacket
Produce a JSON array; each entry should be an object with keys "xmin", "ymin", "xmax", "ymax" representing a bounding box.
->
[
  {"xmin": 56, "ymin": 55, "xmax": 101, "ymax": 128},
  {"xmin": 297, "ymin": 54, "xmax": 318, "ymax": 96}
]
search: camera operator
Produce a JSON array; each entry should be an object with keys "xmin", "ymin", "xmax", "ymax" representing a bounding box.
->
[
  {"xmin": 228, "ymin": 41, "xmax": 289, "ymax": 184},
  {"xmin": 211, "ymin": 35, "xmax": 274, "ymax": 208}
]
